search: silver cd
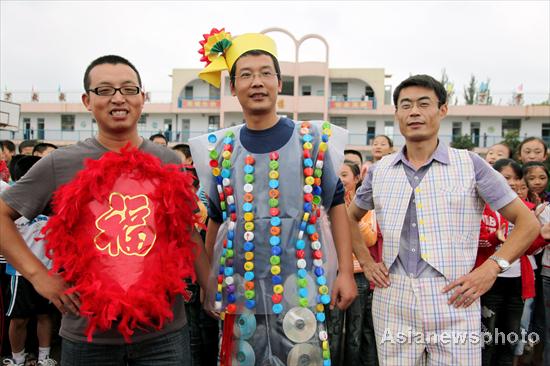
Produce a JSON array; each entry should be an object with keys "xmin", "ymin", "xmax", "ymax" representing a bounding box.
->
[
  {"xmin": 283, "ymin": 273, "xmax": 317, "ymax": 307},
  {"xmin": 282, "ymin": 307, "xmax": 316, "ymax": 343},
  {"xmin": 287, "ymin": 343, "xmax": 322, "ymax": 366},
  {"xmin": 233, "ymin": 312, "xmax": 257, "ymax": 340},
  {"xmin": 232, "ymin": 340, "xmax": 255, "ymax": 366}
]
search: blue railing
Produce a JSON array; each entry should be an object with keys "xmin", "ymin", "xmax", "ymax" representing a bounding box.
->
[{"xmin": 0, "ymin": 128, "xmax": 520, "ymax": 149}]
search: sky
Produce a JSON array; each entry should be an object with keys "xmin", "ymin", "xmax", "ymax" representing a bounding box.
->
[{"xmin": 1, "ymin": 0, "xmax": 549, "ymax": 105}]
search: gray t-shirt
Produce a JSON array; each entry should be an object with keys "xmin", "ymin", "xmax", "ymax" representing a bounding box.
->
[{"xmin": 1, "ymin": 137, "xmax": 188, "ymax": 345}]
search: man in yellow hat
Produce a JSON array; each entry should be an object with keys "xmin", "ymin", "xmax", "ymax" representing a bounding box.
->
[{"xmin": 190, "ymin": 30, "xmax": 357, "ymax": 366}]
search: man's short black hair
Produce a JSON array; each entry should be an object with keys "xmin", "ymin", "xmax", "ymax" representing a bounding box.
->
[
  {"xmin": 1, "ymin": 140, "xmax": 16, "ymax": 153},
  {"xmin": 83, "ymin": 55, "xmax": 142, "ymax": 92},
  {"xmin": 393, "ymin": 74, "xmax": 447, "ymax": 109},
  {"xmin": 172, "ymin": 143, "xmax": 191, "ymax": 159},
  {"xmin": 13, "ymin": 155, "xmax": 41, "ymax": 181},
  {"xmin": 149, "ymin": 133, "xmax": 168, "ymax": 144},
  {"xmin": 229, "ymin": 50, "xmax": 281, "ymax": 86},
  {"xmin": 32, "ymin": 142, "xmax": 58, "ymax": 155},
  {"xmin": 344, "ymin": 149, "xmax": 363, "ymax": 165},
  {"xmin": 18, "ymin": 140, "xmax": 38, "ymax": 154}
]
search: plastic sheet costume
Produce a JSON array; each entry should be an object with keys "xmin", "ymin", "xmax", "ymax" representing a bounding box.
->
[{"xmin": 192, "ymin": 28, "xmax": 347, "ymax": 365}]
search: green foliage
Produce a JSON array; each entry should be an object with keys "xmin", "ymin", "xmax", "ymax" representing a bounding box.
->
[
  {"xmin": 450, "ymin": 134, "xmax": 476, "ymax": 150},
  {"xmin": 501, "ymin": 130, "xmax": 521, "ymax": 158},
  {"xmin": 464, "ymin": 75, "xmax": 477, "ymax": 105}
]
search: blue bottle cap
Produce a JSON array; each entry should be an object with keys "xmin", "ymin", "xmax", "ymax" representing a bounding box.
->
[
  {"xmin": 244, "ymin": 165, "xmax": 254, "ymax": 174},
  {"xmin": 312, "ymin": 186, "xmax": 322, "ymax": 195},
  {"xmin": 272, "ymin": 275, "xmax": 282, "ymax": 285},
  {"xmin": 221, "ymin": 169, "xmax": 231, "ymax": 178},
  {"xmin": 244, "ymin": 271, "xmax": 255, "ymax": 281},
  {"xmin": 227, "ymin": 293, "xmax": 236, "ymax": 303},
  {"xmin": 269, "ymin": 236, "xmax": 281, "ymax": 246},
  {"xmin": 303, "ymin": 203, "xmax": 312, "ymax": 212},
  {"xmin": 317, "ymin": 276, "xmax": 327, "ymax": 286},
  {"xmin": 298, "ymin": 288, "xmax": 308, "ymax": 298},
  {"xmin": 320, "ymin": 294, "xmax": 331, "ymax": 305},
  {"xmin": 304, "ymin": 158, "xmax": 313, "ymax": 167},
  {"xmin": 229, "ymin": 204, "xmax": 236, "ymax": 213},
  {"xmin": 296, "ymin": 240, "xmax": 306, "ymax": 250},
  {"xmin": 227, "ymin": 231, "xmax": 234, "ymax": 240},
  {"xmin": 306, "ymin": 224, "xmax": 316, "ymax": 235},
  {"xmin": 243, "ymin": 202, "xmax": 253, "ymax": 212},
  {"xmin": 322, "ymin": 134, "xmax": 329, "ymax": 142},
  {"xmin": 269, "ymin": 179, "xmax": 279, "ymax": 189},
  {"xmin": 270, "ymin": 216, "xmax": 281, "ymax": 226},
  {"xmin": 297, "ymin": 269, "xmax": 308, "ymax": 278},
  {"xmin": 208, "ymin": 134, "xmax": 217, "ymax": 143},
  {"xmin": 215, "ymin": 293, "xmax": 222, "ymax": 301},
  {"xmin": 245, "ymin": 299, "xmax": 256, "ymax": 309},
  {"xmin": 271, "ymin": 246, "xmax": 282, "ymax": 256},
  {"xmin": 314, "ymin": 266, "xmax": 324, "ymax": 276},
  {"xmin": 224, "ymin": 267, "xmax": 234, "ymax": 276},
  {"xmin": 272, "ymin": 303, "xmax": 283, "ymax": 314},
  {"xmin": 316, "ymin": 312, "xmax": 326, "ymax": 322},
  {"xmin": 243, "ymin": 241, "xmax": 254, "ymax": 252}
]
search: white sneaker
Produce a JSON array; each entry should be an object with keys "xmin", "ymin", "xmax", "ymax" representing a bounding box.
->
[
  {"xmin": 2, "ymin": 359, "xmax": 24, "ymax": 366},
  {"xmin": 37, "ymin": 359, "xmax": 57, "ymax": 366}
]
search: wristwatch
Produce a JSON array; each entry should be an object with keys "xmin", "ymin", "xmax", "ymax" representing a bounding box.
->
[{"xmin": 489, "ymin": 255, "xmax": 511, "ymax": 272}]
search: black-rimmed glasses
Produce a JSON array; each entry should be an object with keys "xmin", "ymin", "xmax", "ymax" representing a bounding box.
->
[{"xmin": 87, "ymin": 86, "xmax": 141, "ymax": 96}]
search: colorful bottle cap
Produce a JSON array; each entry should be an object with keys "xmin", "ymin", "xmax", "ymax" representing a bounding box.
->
[
  {"xmin": 270, "ymin": 216, "xmax": 281, "ymax": 226},
  {"xmin": 269, "ymin": 170, "xmax": 279, "ymax": 179},
  {"xmin": 271, "ymin": 246, "xmax": 282, "ymax": 256},
  {"xmin": 272, "ymin": 275, "xmax": 283, "ymax": 284},
  {"xmin": 295, "ymin": 239, "xmax": 305, "ymax": 250},
  {"xmin": 270, "ymin": 256, "xmax": 281, "ymax": 265},
  {"xmin": 269, "ymin": 151, "xmax": 279, "ymax": 160},
  {"xmin": 269, "ymin": 236, "xmax": 281, "ymax": 246},
  {"xmin": 245, "ymin": 299, "xmax": 256, "ymax": 309},
  {"xmin": 244, "ymin": 271, "xmax": 255, "ymax": 281},
  {"xmin": 271, "ymin": 265, "xmax": 281, "ymax": 275},
  {"xmin": 320, "ymin": 294, "xmax": 331, "ymax": 305},
  {"xmin": 208, "ymin": 134, "xmax": 217, "ymax": 143},
  {"xmin": 273, "ymin": 284, "xmax": 283, "ymax": 294},
  {"xmin": 244, "ymin": 183, "xmax": 254, "ymax": 193},
  {"xmin": 316, "ymin": 312, "xmax": 326, "ymax": 322},
  {"xmin": 243, "ymin": 202, "xmax": 253, "ymax": 212},
  {"xmin": 244, "ymin": 165, "xmax": 254, "ymax": 174},
  {"xmin": 317, "ymin": 276, "xmax": 326, "ymax": 286},
  {"xmin": 272, "ymin": 303, "xmax": 283, "ymax": 314},
  {"xmin": 297, "ymin": 269, "xmax": 308, "ymax": 278},
  {"xmin": 269, "ymin": 179, "xmax": 279, "ymax": 189},
  {"xmin": 243, "ymin": 241, "xmax": 254, "ymax": 251}
]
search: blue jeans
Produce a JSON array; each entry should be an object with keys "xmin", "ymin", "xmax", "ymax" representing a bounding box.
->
[{"xmin": 61, "ymin": 326, "xmax": 191, "ymax": 366}]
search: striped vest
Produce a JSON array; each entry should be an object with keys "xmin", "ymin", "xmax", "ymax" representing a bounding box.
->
[{"xmin": 372, "ymin": 147, "xmax": 485, "ymax": 280}]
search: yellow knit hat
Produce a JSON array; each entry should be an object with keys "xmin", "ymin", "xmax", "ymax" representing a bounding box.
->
[{"xmin": 198, "ymin": 28, "xmax": 277, "ymax": 88}]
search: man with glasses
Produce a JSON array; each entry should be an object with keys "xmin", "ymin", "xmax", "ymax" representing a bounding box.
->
[
  {"xmin": 190, "ymin": 30, "xmax": 357, "ymax": 365},
  {"xmin": 0, "ymin": 55, "xmax": 210, "ymax": 366},
  {"xmin": 347, "ymin": 74, "xmax": 538, "ymax": 365}
]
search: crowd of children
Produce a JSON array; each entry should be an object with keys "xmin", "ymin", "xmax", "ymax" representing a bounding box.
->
[{"xmin": 1, "ymin": 134, "xmax": 549, "ymax": 366}]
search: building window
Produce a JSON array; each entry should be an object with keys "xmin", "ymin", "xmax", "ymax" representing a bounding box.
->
[
  {"xmin": 185, "ymin": 86, "xmax": 193, "ymax": 100},
  {"xmin": 452, "ymin": 122, "xmax": 462, "ymax": 141},
  {"xmin": 367, "ymin": 121, "xmax": 376, "ymax": 144},
  {"xmin": 281, "ymin": 80, "xmax": 294, "ymax": 96},
  {"xmin": 302, "ymin": 85, "xmax": 311, "ymax": 96},
  {"xmin": 208, "ymin": 116, "xmax": 220, "ymax": 131},
  {"xmin": 502, "ymin": 119, "xmax": 521, "ymax": 137},
  {"xmin": 61, "ymin": 114, "xmax": 75, "ymax": 131},
  {"xmin": 138, "ymin": 114, "xmax": 148, "ymax": 125},
  {"xmin": 542, "ymin": 123, "xmax": 550, "ymax": 145},
  {"xmin": 470, "ymin": 122, "xmax": 480, "ymax": 147},
  {"xmin": 384, "ymin": 85, "xmax": 392, "ymax": 105},
  {"xmin": 384, "ymin": 121, "xmax": 394, "ymax": 138},
  {"xmin": 331, "ymin": 82, "xmax": 348, "ymax": 99},
  {"xmin": 209, "ymin": 84, "xmax": 220, "ymax": 100},
  {"xmin": 330, "ymin": 117, "xmax": 347, "ymax": 130},
  {"xmin": 365, "ymin": 85, "xmax": 375, "ymax": 99}
]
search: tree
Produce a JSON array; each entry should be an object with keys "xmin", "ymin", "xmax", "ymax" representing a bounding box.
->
[
  {"xmin": 501, "ymin": 130, "xmax": 521, "ymax": 159},
  {"xmin": 464, "ymin": 75, "xmax": 477, "ymax": 105},
  {"xmin": 450, "ymin": 134, "xmax": 476, "ymax": 151}
]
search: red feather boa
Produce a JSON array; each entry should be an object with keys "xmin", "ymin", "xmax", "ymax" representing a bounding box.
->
[{"xmin": 44, "ymin": 146, "xmax": 199, "ymax": 342}]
